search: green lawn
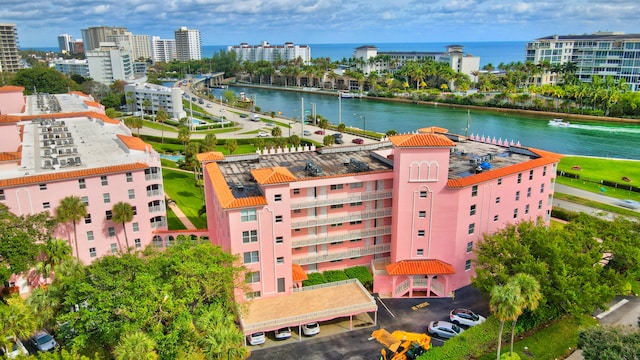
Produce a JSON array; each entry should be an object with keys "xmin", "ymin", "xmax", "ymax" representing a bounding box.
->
[
  {"xmin": 143, "ymin": 120, "xmax": 178, "ymax": 132},
  {"xmin": 165, "ymin": 206, "xmax": 187, "ymax": 231},
  {"xmin": 162, "ymin": 168, "xmax": 207, "ymax": 229},
  {"xmin": 557, "ymin": 156, "xmax": 640, "ymax": 201}
]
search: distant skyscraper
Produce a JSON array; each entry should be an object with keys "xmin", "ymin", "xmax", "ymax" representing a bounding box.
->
[
  {"xmin": 0, "ymin": 23, "xmax": 21, "ymax": 73},
  {"xmin": 58, "ymin": 34, "xmax": 73, "ymax": 53},
  {"xmin": 81, "ymin": 26, "xmax": 128, "ymax": 52},
  {"xmin": 86, "ymin": 42, "xmax": 134, "ymax": 84},
  {"xmin": 174, "ymin": 27, "xmax": 201, "ymax": 61},
  {"xmin": 152, "ymin": 36, "xmax": 176, "ymax": 63}
]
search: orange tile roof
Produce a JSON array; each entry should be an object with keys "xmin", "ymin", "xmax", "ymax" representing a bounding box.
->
[
  {"xmin": 116, "ymin": 134, "xmax": 149, "ymax": 151},
  {"xmin": 93, "ymin": 112, "xmax": 120, "ymax": 125},
  {"xmin": 0, "ymin": 163, "xmax": 149, "ymax": 188},
  {"xmin": 204, "ymin": 162, "xmax": 268, "ymax": 209},
  {"xmin": 251, "ymin": 167, "xmax": 297, "ymax": 185},
  {"xmin": 386, "ymin": 259, "xmax": 456, "ymax": 275},
  {"xmin": 0, "ymin": 86, "xmax": 25, "ymax": 93},
  {"xmin": 292, "ymin": 264, "xmax": 308, "ymax": 282},
  {"xmin": 69, "ymin": 91, "xmax": 90, "ymax": 98},
  {"xmin": 84, "ymin": 100, "xmax": 102, "ymax": 108},
  {"xmin": 447, "ymin": 149, "xmax": 561, "ymax": 188},
  {"xmin": 0, "ymin": 152, "xmax": 21, "ymax": 162},
  {"xmin": 389, "ymin": 133, "xmax": 455, "ymax": 148},
  {"xmin": 196, "ymin": 151, "xmax": 225, "ymax": 162},
  {"xmin": 417, "ymin": 126, "xmax": 448, "ymax": 134}
]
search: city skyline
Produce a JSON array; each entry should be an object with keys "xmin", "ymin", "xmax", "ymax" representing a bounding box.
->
[{"xmin": 2, "ymin": 0, "xmax": 638, "ymax": 48}]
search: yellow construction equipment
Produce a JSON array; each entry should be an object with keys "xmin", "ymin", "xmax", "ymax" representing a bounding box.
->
[{"xmin": 372, "ymin": 329, "xmax": 431, "ymax": 360}]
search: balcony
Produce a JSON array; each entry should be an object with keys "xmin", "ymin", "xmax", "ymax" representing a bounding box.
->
[
  {"xmin": 291, "ymin": 208, "xmax": 392, "ymax": 229},
  {"xmin": 148, "ymin": 204, "xmax": 164, "ymax": 213},
  {"xmin": 292, "ymin": 243, "xmax": 391, "ymax": 265},
  {"xmin": 147, "ymin": 189, "xmax": 163, "ymax": 197},
  {"xmin": 292, "ymin": 226, "xmax": 392, "ymax": 247},
  {"xmin": 290, "ymin": 190, "xmax": 393, "ymax": 210},
  {"xmin": 145, "ymin": 173, "xmax": 161, "ymax": 181},
  {"xmin": 150, "ymin": 219, "xmax": 167, "ymax": 229}
]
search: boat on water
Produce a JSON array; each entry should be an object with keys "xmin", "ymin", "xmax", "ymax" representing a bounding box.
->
[
  {"xmin": 339, "ymin": 91, "xmax": 356, "ymax": 98},
  {"xmin": 548, "ymin": 118, "xmax": 570, "ymax": 127}
]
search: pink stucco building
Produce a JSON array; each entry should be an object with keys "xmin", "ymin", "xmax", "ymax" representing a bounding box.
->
[
  {"xmin": 199, "ymin": 127, "xmax": 560, "ymax": 334},
  {"xmin": 0, "ymin": 87, "xmax": 166, "ymax": 294}
]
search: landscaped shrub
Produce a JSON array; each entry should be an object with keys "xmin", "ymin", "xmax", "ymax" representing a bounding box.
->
[
  {"xmin": 418, "ymin": 316, "xmax": 501, "ymax": 360},
  {"xmin": 323, "ymin": 270, "xmax": 349, "ymax": 282},
  {"xmin": 344, "ymin": 266, "xmax": 373, "ymax": 289},
  {"xmin": 302, "ymin": 272, "xmax": 327, "ymax": 286},
  {"xmin": 551, "ymin": 208, "xmax": 572, "ymax": 221}
]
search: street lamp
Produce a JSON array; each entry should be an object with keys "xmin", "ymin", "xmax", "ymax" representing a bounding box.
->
[{"xmin": 353, "ymin": 113, "xmax": 366, "ymax": 137}]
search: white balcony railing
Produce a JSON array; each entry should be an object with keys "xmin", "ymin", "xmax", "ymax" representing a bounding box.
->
[
  {"xmin": 290, "ymin": 190, "xmax": 393, "ymax": 210},
  {"xmin": 291, "ymin": 226, "xmax": 392, "ymax": 247},
  {"xmin": 291, "ymin": 208, "xmax": 392, "ymax": 229},
  {"xmin": 292, "ymin": 243, "xmax": 390, "ymax": 265}
]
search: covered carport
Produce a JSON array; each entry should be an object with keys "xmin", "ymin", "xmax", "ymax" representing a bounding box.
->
[{"xmin": 239, "ymin": 279, "xmax": 377, "ymax": 343}]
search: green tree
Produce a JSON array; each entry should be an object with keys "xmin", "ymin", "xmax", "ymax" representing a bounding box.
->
[
  {"xmin": 105, "ymin": 108, "xmax": 117, "ymax": 119},
  {"xmin": 0, "ymin": 295, "xmax": 38, "ymax": 346},
  {"xmin": 225, "ymin": 139, "xmax": 238, "ymax": 154},
  {"xmin": 200, "ymin": 134, "xmax": 217, "ymax": 152},
  {"xmin": 112, "ymin": 202, "xmax": 134, "ymax": 252},
  {"xmin": 124, "ymin": 117, "xmax": 143, "ymax": 135},
  {"xmin": 490, "ymin": 282, "xmax": 523, "ymax": 360},
  {"xmin": 508, "ymin": 274, "xmax": 542, "ymax": 356},
  {"xmin": 178, "ymin": 126, "xmax": 191, "ymax": 153},
  {"xmin": 578, "ymin": 327, "xmax": 640, "ymax": 360},
  {"xmin": 114, "ymin": 331, "xmax": 158, "ymax": 360},
  {"xmin": 37, "ymin": 238, "xmax": 73, "ymax": 280},
  {"xmin": 141, "ymin": 99, "xmax": 151, "ymax": 121},
  {"xmin": 26, "ymin": 287, "xmax": 59, "ymax": 329},
  {"xmin": 288, "ymin": 134, "xmax": 301, "ymax": 147},
  {"xmin": 271, "ymin": 126, "xmax": 282, "ymax": 137},
  {"xmin": 386, "ymin": 129, "xmax": 398, "ymax": 136},
  {"xmin": 11, "ymin": 67, "xmax": 76, "ymax": 94},
  {"xmin": 323, "ymin": 135, "xmax": 335, "ymax": 146},
  {"xmin": 337, "ymin": 123, "xmax": 346, "ymax": 133},
  {"xmin": 156, "ymin": 108, "xmax": 169, "ymax": 144},
  {"xmin": 318, "ymin": 118, "xmax": 329, "ymax": 131},
  {"xmin": 56, "ymin": 196, "xmax": 88, "ymax": 261}
]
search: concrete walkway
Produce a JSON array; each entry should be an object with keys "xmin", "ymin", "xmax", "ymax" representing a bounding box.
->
[{"xmin": 165, "ymin": 192, "xmax": 197, "ymax": 230}]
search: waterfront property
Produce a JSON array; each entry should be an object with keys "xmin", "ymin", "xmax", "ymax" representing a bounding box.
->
[
  {"xmin": 124, "ymin": 82, "xmax": 186, "ymax": 119},
  {"xmin": 228, "ymin": 41, "xmax": 311, "ymax": 65},
  {"xmin": 197, "ymin": 126, "xmax": 559, "ymax": 334}
]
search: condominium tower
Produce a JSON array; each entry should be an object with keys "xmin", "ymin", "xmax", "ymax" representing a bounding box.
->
[
  {"xmin": 151, "ymin": 36, "xmax": 176, "ymax": 63},
  {"xmin": 174, "ymin": 27, "xmax": 201, "ymax": 61},
  {"xmin": 228, "ymin": 41, "xmax": 311, "ymax": 65},
  {"xmin": 58, "ymin": 34, "xmax": 74, "ymax": 54},
  {"xmin": 81, "ymin": 26, "xmax": 128, "ymax": 52},
  {"xmin": 0, "ymin": 23, "xmax": 21, "ymax": 73}
]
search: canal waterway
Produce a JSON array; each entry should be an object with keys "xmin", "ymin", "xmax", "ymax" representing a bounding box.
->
[{"xmin": 207, "ymin": 86, "xmax": 640, "ymax": 160}]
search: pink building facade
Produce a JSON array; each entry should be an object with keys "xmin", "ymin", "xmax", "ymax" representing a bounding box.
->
[
  {"xmin": 0, "ymin": 90, "xmax": 166, "ymax": 294},
  {"xmin": 201, "ymin": 128, "xmax": 560, "ymax": 303}
]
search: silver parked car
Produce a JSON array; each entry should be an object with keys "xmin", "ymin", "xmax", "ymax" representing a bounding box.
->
[
  {"xmin": 30, "ymin": 330, "xmax": 57, "ymax": 352},
  {"xmin": 449, "ymin": 308, "xmax": 486, "ymax": 327},
  {"xmin": 428, "ymin": 321, "xmax": 464, "ymax": 339}
]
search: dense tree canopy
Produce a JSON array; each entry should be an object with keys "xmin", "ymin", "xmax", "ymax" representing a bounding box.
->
[
  {"xmin": 11, "ymin": 67, "xmax": 78, "ymax": 95},
  {"xmin": 579, "ymin": 327, "xmax": 640, "ymax": 360}
]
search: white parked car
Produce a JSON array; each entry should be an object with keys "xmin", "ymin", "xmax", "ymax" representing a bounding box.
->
[
  {"xmin": 1, "ymin": 337, "xmax": 28, "ymax": 359},
  {"xmin": 449, "ymin": 308, "xmax": 486, "ymax": 327},
  {"xmin": 257, "ymin": 131, "xmax": 269, "ymax": 137},
  {"xmin": 428, "ymin": 321, "xmax": 464, "ymax": 339},
  {"xmin": 302, "ymin": 322, "xmax": 320, "ymax": 336},
  {"xmin": 303, "ymin": 130, "xmax": 312, "ymax": 136},
  {"xmin": 274, "ymin": 327, "xmax": 292, "ymax": 340},
  {"xmin": 247, "ymin": 332, "xmax": 265, "ymax": 345}
]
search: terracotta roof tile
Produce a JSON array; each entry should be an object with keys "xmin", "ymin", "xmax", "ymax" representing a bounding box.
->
[
  {"xmin": 204, "ymin": 162, "xmax": 268, "ymax": 209},
  {"xmin": 84, "ymin": 100, "xmax": 102, "ymax": 108},
  {"xmin": 292, "ymin": 264, "xmax": 308, "ymax": 282},
  {"xmin": 417, "ymin": 126, "xmax": 448, "ymax": 134},
  {"xmin": 386, "ymin": 259, "xmax": 456, "ymax": 275},
  {"xmin": 0, "ymin": 86, "xmax": 25, "ymax": 93},
  {"xmin": 196, "ymin": 152, "xmax": 225, "ymax": 162},
  {"xmin": 116, "ymin": 134, "xmax": 149, "ymax": 151},
  {"xmin": 389, "ymin": 133, "xmax": 455, "ymax": 148},
  {"xmin": 251, "ymin": 167, "xmax": 297, "ymax": 185},
  {"xmin": 69, "ymin": 91, "xmax": 90, "ymax": 97},
  {"xmin": 447, "ymin": 149, "xmax": 561, "ymax": 188},
  {"xmin": 0, "ymin": 152, "xmax": 21, "ymax": 162},
  {"xmin": 0, "ymin": 163, "xmax": 149, "ymax": 188}
]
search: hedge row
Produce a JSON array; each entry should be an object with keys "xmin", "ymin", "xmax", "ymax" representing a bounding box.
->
[{"xmin": 301, "ymin": 266, "xmax": 373, "ymax": 290}]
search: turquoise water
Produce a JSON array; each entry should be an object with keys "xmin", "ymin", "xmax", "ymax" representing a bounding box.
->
[{"xmin": 160, "ymin": 154, "xmax": 185, "ymax": 162}]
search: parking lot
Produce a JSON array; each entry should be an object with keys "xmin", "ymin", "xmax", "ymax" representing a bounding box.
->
[{"xmin": 248, "ymin": 286, "xmax": 489, "ymax": 359}]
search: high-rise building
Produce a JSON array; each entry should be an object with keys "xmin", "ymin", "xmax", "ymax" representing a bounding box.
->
[
  {"xmin": 526, "ymin": 31, "xmax": 640, "ymax": 91},
  {"xmin": 85, "ymin": 42, "xmax": 134, "ymax": 84},
  {"xmin": 106, "ymin": 32, "xmax": 152, "ymax": 61},
  {"xmin": 174, "ymin": 27, "xmax": 201, "ymax": 61},
  {"xmin": 57, "ymin": 34, "xmax": 74, "ymax": 54},
  {"xmin": 228, "ymin": 41, "xmax": 311, "ymax": 65},
  {"xmin": 73, "ymin": 40, "xmax": 84, "ymax": 55},
  {"xmin": 0, "ymin": 23, "xmax": 21, "ymax": 73},
  {"xmin": 80, "ymin": 26, "xmax": 128, "ymax": 52},
  {"xmin": 151, "ymin": 36, "xmax": 176, "ymax": 63},
  {"xmin": 50, "ymin": 59, "xmax": 90, "ymax": 77}
]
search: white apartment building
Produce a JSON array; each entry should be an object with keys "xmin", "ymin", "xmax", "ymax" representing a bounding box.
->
[
  {"xmin": 526, "ymin": 31, "xmax": 640, "ymax": 91},
  {"xmin": 152, "ymin": 37, "xmax": 176, "ymax": 63},
  {"xmin": 124, "ymin": 82, "xmax": 186, "ymax": 120},
  {"xmin": 174, "ymin": 27, "xmax": 201, "ymax": 61},
  {"xmin": 81, "ymin": 26, "xmax": 128, "ymax": 52},
  {"xmin": 228, "ymin": 41, "xmax": 311, "ymax": 65},
  {"xmin": 107, "ymin": 32, "xmax": 152, "ymax": 60},
  {"xmin": 58, "ymin": 34, "xmax": 74, "ymax": 54},
  {"xmin": 51, "ymin": 59, "xmax": 90, "ymax": 78},
  {"xmin": 0, "ymin": 23, "xmax": 21, "ymax": 73},
  {"xmin": 86, "ymin": 42, "xmax": 134, "ymax": 85}
]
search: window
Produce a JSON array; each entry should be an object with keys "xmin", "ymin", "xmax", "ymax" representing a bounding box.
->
[
  {"xmin": 471, "ymin": 185, "xmax": 478, "ymax": 197},
  {"xmin": 330, "ymin": 241, "xmax": 344, "ymax": 245},
  {"xmin": 240, "ymin": 209, "xmax": 257, "ymax": 222},
  {"xmin": 126, "ymin": 172, "xmax": 133, "ymax": 182},
  {"xmin": 468, "ymin": 223, "xmax": 475, "ymax": 234},
  {"xmin": 89, "ymin": 247, "xmax": 97, "ymax": 258},
  {"xmin": 420, "ymin": 191, "xmax": 427, "ymax": 198},
  {"xmin": 517, "ymin": 173, "xmax": 522, "ymax": 184},
  {"xmin": 515, "ymin": 191, "xmax": 520, "ymax": 201},
  {"xmin": 349, "ymin": 220, "xmax": 362, "ymax": 225},
  {"xmin": 350, "ymin": 238, "xmax": 362, "ymax": 243},
  {"xmin": 110, "ymin": 243, "xmax": 118, "ymax": 253},
  {"xmin": 87, "ymin": 231, "xmax": 94, "ymax": 241},
  {"xmin": 497, "ymin": 178, "xmax": 503, "ymax": 185},
  {"xmin": 494, "ymin": 215, "xmax": 499, "ymax": 222},
  {"xmin": 108, "ymin": 227, "xmax": 116, "ymax": 236},
  {"xmin": 538, "ymin": 200, "xmax": 543, "ymax": 210},
  {"xmin": 350, "ymin": 201, "xmax": 362, "ymax": 207},
  {"xmin": 276, "ymin": 257, "xmax": 284, "ymax": 264},
  {"xmin": 350, "ymin": 182, "xmax": 363, "ymax": 189},
  {"xmin": 525, "ymin": 204, "xmax": 530, "ymax": 214},
  {"xmin": 103, "ymin": 193, "xmax": 110, "ymax": 204},
  {"xmin": 465, "ymin": 260, "xmax": 472, "ymax": 271},
  {"xmin": 495, "ymin": 197, "xmax": 501, "ymax": 204},
  {"xmin": 84, "ymin": 214, "xmax": 92, "ymax": 224},
  {"xmin": 417, "ymin": 230, "xmax": 425, "ymax": 236},
  {"xmin": 417, "ymin": 249, "xmax": 424, "ymax": 256},
  {"xmin": 243, "ymin": 251, "xmax": 259, "ymax": 264},
  {"xmin": 292, "ymin": 189, "xmax": 300, "ymax": 195},
  {"xmin": 78, "ymin": 179, "xmax": 86, "ymax": 189},
  {"xmin": 39, "ymin": 184, "xmax": 47, "ymax": 190},
  {"xmin": 274, "ymin": 194, "xmax": 282, "ymax": 202},
  {"xmin": 0, "ymin": 190, "xmax": 4, "ymax": 201},
  {"xmin": 330, "ymin": 223, "xmax": 343, "ymax": 227},
  {"xmin": 242, "ymin": 230, "xmax": 258, "ymax": 243},
  {"xmin": 106, "ymin": 210, "xmax": 113, "ymax": 220},
  {"xmin": 330, "ymin": 204, "xmax": 344, "ymax": 209},
  {"xmin": 245, "ymin": 271, "xmax": 260, "ymax": 283},
  {"xmin": 276, "ymin": 236, "xmax": 284, "ymax": 244},
  {"xmin": 469, "ymin": 204, "xmax": 476, "ymax": 216},
  {"xmin": 43, "ymin": 202, "xmax": 50, "ymax": 209},
  {"xmin": 540, "ymin": 183, "xmax": 545, "ymax": 193},
  {"xmin": 293, "ymin": 209, "xmax": 301, "ymax": 214},
  {"xmin": 132, "ymin": 206, "xmax": 137, "ymax": 215},
  {"xmin": 132, "ymin": 222, "xmax": 139, "ymax": 232},
  {"xmin": 513, "ymin": 209, "xmax": 519, "ymax": 219},
  {"xmin": 543, "ymin": 166, "xmax": 547, "ymax": 176},
  {"xmin": 128, "ymin": 189, "xmax": 135, "ymax": 199},
  {"xmin": 527, "ymin": 187, "xmax": 532, "ymax": 198},
  {"xmin": 134, "ymin": 239, "xmax": 141, "ymax": 248},
  {"xmin": 466, "ymin": 241, "xmax": 473, "ymax": 252},
  {"xmin": 275, "ymin": 215, "xmax": 283, "ymax": 223},
  {"xmin": 418, "ymin": 211, "xmax": 426, "ymax": 218},
  {"xmin": 247, "ymin": 291, "xmax": 261, "ymax": 299},
  {"xmin": 529, "ymin": 170, "xmax": 534, "ymax": 180},
  {"xmin": 101, "ymin": 176, "xmax": 108, "ymax": 186},
  {"xmin": 80, "ymin": 196, "xmax": 89, "ymax": 206},
  {"xmin": 330, "ymin": 184, "xmax": 343, "ymax": 190}
]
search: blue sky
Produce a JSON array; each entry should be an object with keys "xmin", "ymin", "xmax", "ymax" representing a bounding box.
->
[{"xmin": 2, "ymin": 0, "xmax": 639, "ymax": 48}]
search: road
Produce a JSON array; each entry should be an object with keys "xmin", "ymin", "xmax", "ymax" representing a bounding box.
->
[{"xmin": 553, "ymin": 183, "xmax": 639, "ymax": 220}]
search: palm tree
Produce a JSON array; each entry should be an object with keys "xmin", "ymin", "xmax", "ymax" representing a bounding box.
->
[
  {"xmin": 508, "ymin": 274, "xmax": 542, "ymax": 356},
  {"xmin": 0, "ymin": 295, "xmax": 38, "ymax": 346},
  {"xmin": 37, "ymin": 238, "xmax": 72, "ymax": 280},
  {"xmin": 156, "ymin": 108, "xmax": 168, "ymax": 144},
  {"xmin": 178, "ymin": 126, "xmax": 191, "ymax": 153},
  {"xmin": 271, "ymin": 126, "xmax": 282, "ymax": 137},
  {"xmin": 490, "ymin": 282, "xmax": 523, "ymax": 360},
  {"xmin": 26, "ymin": 287, "xmax": 59, "ymax": 328},
  {"xmin": 56, "ymin": 196, "xmax": 87, "ymax": 261},
  {"xmin": 113, "ymin": 331, "xmax": 158, "ymax": 360},
  {"xmin": 112, "ymin": 202, "xmax": 134, "ymax": 252},
  {"xmin": 141, "ymin": 98, "xmax": 151, "ymax": 121}
]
